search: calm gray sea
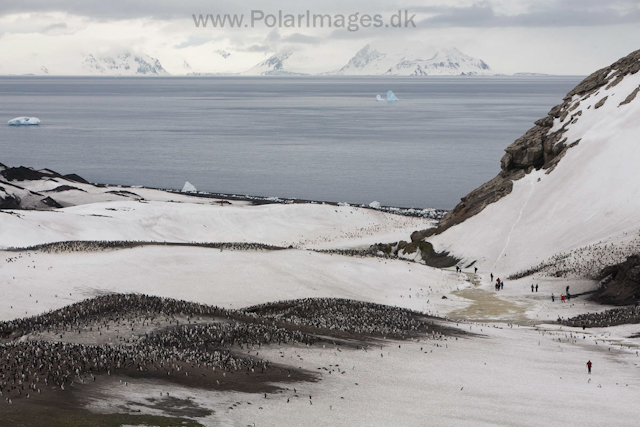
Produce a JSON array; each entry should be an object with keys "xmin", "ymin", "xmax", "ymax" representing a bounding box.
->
[{"xmin": 0, "ymin": 76, "xmax": 582, "ymax": 209}]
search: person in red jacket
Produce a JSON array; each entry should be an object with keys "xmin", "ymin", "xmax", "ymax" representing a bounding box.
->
[{"xmin": 587, "ymin": 360, "xmax": 592, "ymax": 374}]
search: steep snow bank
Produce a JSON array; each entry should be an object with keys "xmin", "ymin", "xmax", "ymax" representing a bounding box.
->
[{"xmin": 429, "ymin": 51, "xmax": 640, "ymax": 277}]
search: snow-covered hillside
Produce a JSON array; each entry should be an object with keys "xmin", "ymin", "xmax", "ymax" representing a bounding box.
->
[
  {"xmin": 0, "ymin": 200, "xmax": 432, "ymax": 249},
  {"xmin": 426, "ymin": 49, "xmax": 640, "ymax": 277},
  {"xmin": 0, "ymin": 165, "xmax": 433, "ymax": 249},
  {"xmin": 334, "ymin": 43, "xmax": 493, "ymax": 76},
  {"xmin": 81, "ymin": 53, "xmax": 169, "ymax": 76}
]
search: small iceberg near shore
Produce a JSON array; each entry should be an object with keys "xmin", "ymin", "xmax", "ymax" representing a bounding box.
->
[
  {"xmin": 181, "ymin": 181, "xmax": 197, "ymax": 193},
  {"xmin": 375, "ymin": 91, "xmax": 398, "ymax": 102},
  {"xmin": 8, "ymin": 117, "xmax": 41, "ymax": 126}
]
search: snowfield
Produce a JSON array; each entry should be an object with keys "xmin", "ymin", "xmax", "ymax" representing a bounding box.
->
[
  {"xmin": 0, "ymin": 246, "xmax": 467, "ymax": 321},
  {"xmin": 0, "ymin": 200, "xmax": 433, "ymax": 249},
  {"xmin": 2, "ymin": 242, "xmax": 638, "ymax": 426},
  {"xmin": 1, "ymin": 165, "xmax": 639, "ymax": 426},
  {"xmin": 82, "ymin": 316, "xmax": 640, "ymax": 427}
]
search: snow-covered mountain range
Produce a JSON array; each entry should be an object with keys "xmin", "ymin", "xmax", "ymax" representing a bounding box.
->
[
  {"xmin": 334, "ymin": 44, "xmax": 493, "ymax": 76},
  {"xmin": 12, "ymin": 44, "xmax": 494, "ymax": 76},
  {"xmin": 81, "ymin": 53, "xmax": 169, "ymax": 76},
  {"xmin": 239, "ymin": 44, "xmax": 493, "ymax": 76}
]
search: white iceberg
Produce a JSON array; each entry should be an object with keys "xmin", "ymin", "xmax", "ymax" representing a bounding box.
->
[
  {"xmin": 8, "ymin": 117, "xmax": 41, "ymax": 126},
  {"xmin": 375, "ymin": 91, "xmax": 398, "ymax": 102},
  {"xmin": 181, "ymin": 181, "xmax": 197, "ymax": 192},
  {"xmin": 369, "ymin": 201, "xmax": 381, "ymax": 209}
]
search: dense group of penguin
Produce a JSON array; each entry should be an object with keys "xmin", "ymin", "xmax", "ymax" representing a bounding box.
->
[
  {"xmin": 246, "ymin": 298, "xmax": 448, "ymax": 337},
  {"xmin": 561, "ymin": 304, "xmax": 640, "ymax": 328},
  {"xmin": 0, "ymin": 294, "xmax": 450, "ymax": 405},
  {"xmin": 509, "ymin": 231, "xmax": 640, "ymax": 280},
  {"xmin": 12, "ymin": 240, "xmax": 287, "ymax": 254}
]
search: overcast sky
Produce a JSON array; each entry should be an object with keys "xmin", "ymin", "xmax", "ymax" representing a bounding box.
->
[{"xmin": 1, "ymin": 0, "xmax": 639, "ymax": 75}]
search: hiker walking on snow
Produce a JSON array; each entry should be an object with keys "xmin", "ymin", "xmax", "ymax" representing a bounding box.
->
[
  {"xmin": 490, "ymin": 273, "xmax": 494, "ymax": 282},
  {"xmin": 561, "ymin": 294, "xmax": 565, "ymax": 303},
  {"xmin": 587, "ymin": 360, "xmax": 592, "ymax": 374},
  {"xmin": 551, "ymin": 293, "xmax": 555, "ymax": 302},
  {"xmin": 531, "ymin": 284, "xmax": 534, "ymax": 292},
  {"xmin": 535, "ymin": 284, "xmax": 538, "ymax": 292}
]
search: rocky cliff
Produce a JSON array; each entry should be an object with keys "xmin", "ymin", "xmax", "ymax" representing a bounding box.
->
[
  {"xmin": 595, "ymin": 255, "xmax": 640, "ymax": 305},
  {"xmin": 412, "ymin": 48, "xmax": 640, "ymax": 243}
]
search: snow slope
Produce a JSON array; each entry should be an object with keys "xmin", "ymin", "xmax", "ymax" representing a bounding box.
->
[
  {"xmin": 0, "ymin": 171, "xmax": 250, "ymax": 210},
  {"xmin": 0, "ymin": 200, "xmax": 433, "ymax": 249},
  {"xmin": 0, "ymin": 246, "xmax": 465, "ymax": 321},
  {"xmin": 429, "ymin": 58, "xmax": 640, "ymax": 277}
]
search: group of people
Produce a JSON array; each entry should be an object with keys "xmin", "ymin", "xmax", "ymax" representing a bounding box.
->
[
  {"xmin": 455, "ymin": 266, "xmax": 479, "ymax": 274},
  {"xmin": 551, "ymin": 286, "xmax": 572, "ymax": 303}
]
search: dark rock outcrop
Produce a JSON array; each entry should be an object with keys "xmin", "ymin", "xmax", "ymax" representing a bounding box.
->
[
  {"xmin": 593, "ymin": 255, "xmax": 640, "ymax": 306},
  {"xmin": 46, "ymin": 185, "xmax": 87, "ymax": 193},
  {"xmin": 0, "ymin": 166, "xmax": 53, "ymax": 181},
  {"xmin": 0, "ymin": 188, "xmax": 21, "ymax": 209},
  {"xmin": 0, "ymin": 164, "xmax": 91, "ymax": 210},
  {"xmin": 63, "ymin": 173, "xmax": 90, "ymax": 184},
  {"xmin": 415, "ymin": 48, "xmax": 640, "ymax": 239},
  {"xmin": 369, "ymin": 240, "xmax": 459, "ymax": 268},
  {"xmin": 40, "ymin": 196, "xmax": 64, "ymax": 208}
]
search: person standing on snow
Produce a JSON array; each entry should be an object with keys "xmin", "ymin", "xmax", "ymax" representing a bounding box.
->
[
  {"xmin": 561, "ymin": 294, "xmax": 565, "ymax": 303},
  {"xmin": 531, "ymin": 284, "xmax": 534, "ymax": 292},
  {"xmin": 535, "ymin": 284, "xmax": 538, "ymax": 292},
  {"xmin": 587, "ymin": 360, "xmax": 592, "ymax": 374},
  {"xmin": 552, "ymin": 293, "xmax": 555, "ymax": 302}
]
